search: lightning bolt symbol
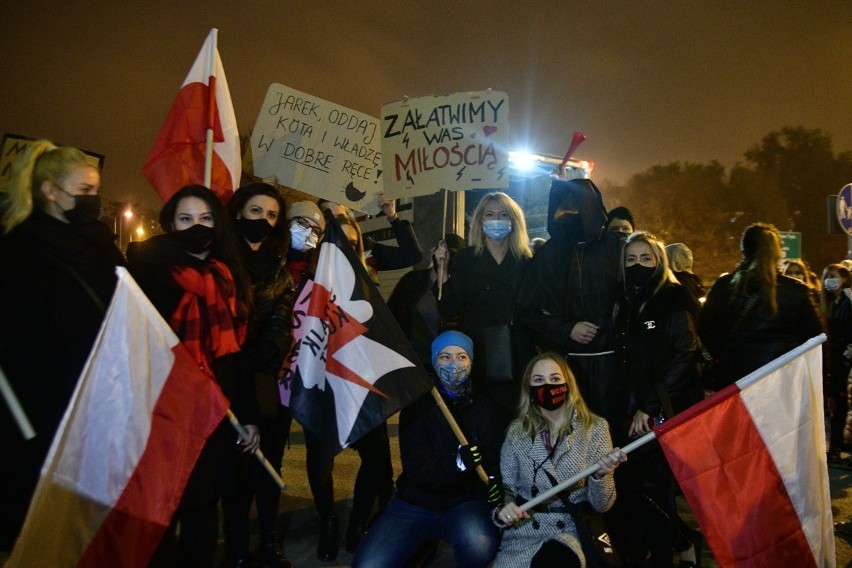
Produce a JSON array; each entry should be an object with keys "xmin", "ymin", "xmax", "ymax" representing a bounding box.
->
[
  {"xmin": 406, "ymin": 170, "xmax": 414, "ymax": 185},
  {"xmin": 497, "ymin": 167, "xmax": 506, "ymax": 180},
  {"xmin": 456, "ymin": 166, "xmax": 466, "ymax": 181},
  {"xmin": 403, "ymin": 133, "xmax": 410, "ymax": 149}
]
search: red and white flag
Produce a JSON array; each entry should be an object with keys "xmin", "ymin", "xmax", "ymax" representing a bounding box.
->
[
  {"xmin": 142, "ymin": 28, "xmax": 240, "ymax": 203},
  {"xmin": 7, "ymin": 268, "xmax": 228, "ymax": 568},
  {"xmin": 655, "ymin": 335, "xmax": 835, "ymax": 567}
]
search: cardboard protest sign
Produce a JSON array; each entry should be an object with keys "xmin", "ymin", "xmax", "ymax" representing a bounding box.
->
[
  {"xmin": 380, "ymin": 91, "xmax": 509, "ymax": 199},
  {"xmin": 251, "ymin": 84, "xmax": 382, "ymax": 214}
]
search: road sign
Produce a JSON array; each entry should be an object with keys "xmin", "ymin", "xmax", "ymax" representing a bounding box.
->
[
  {"xmin": 778, "ymin": 231, "xmax": 801, "ymax": 260},
  {"xmin": 837, "ymin": 183, "xmax": 852, "ymax": 236}
]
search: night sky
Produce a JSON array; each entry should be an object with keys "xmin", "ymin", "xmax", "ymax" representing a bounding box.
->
[{"xmin": 1, "ymin": 1, "xmax": 850, "ymax": 211}]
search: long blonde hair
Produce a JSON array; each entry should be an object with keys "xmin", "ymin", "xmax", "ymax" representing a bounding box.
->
[
  {"xmin": 0, "ymin": 140, "xmax": 95, "ymax": 233},
  {"xmin": 731, "ymin": 223, "xmax": 781, "ymax": 314},
  {"xmin": 468, "ymin": 192, "xmax": 532, "ymax": 259},
  {"xmin": 622, "ymin": 231, "xmax": 679, "ymax": 298},
  {"xmin": 508, "ymin": 352, "xmax": 596, "ymax": 441}
]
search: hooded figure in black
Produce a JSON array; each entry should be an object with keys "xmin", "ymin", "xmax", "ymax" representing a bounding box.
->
[{"xmin": 517, "ymin": 177, "xmax": 623, "ymax": 428}]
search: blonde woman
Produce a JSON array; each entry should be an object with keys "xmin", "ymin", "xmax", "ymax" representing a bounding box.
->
[
  {"xmin": 434, "ymin": 191, "xmax": 533, "ymax": 412},
  {"xmin": 493, "ymin": 352, "xmax": 625, "ymax": 568},
  {"xmin": 0, "ymin": 140, "xmax": 123, "ymax": 549}
]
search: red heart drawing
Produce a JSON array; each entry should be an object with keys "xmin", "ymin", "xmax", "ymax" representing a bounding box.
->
[{"xmin": 483, "ymin": 126, "xmax": 498, "ymax": 137}]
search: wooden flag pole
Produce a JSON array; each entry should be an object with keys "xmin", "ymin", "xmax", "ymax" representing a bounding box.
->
[
  {"xmin": 226, "ymin": 409, "xmax": 286, "ymax": 490},
  {"xmin": 438, "ymin": 189, "xmax": 448, "ymax": 300},
  {"xmin": 203, "ymin": 28, "xmax": 218, "ymax": 188},
  {"xmin": 0, "ymin": 365, "xmax": 36, "ymax": 440},
  {"xmin": 429, "ymin": 387, "xmax": 490, "ymax": 484}
]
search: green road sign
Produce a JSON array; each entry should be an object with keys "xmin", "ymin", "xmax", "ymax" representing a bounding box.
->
[{"xmin": 779, "ymin": 231, "xmax": 801, "ymax": 260}]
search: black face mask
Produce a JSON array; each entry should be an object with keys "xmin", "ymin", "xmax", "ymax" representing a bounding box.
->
[
  {"xmin": 62, "ymin": 194, "xmax": 103, "ymax": 225},
  {"xmin": 171, "ymin": 224, "xmax": 215, "ymax": 254},
  {"xmin": 625, "ymin": 264, "xmax": 656, "ymax": 298},
  {"xmin": 236, "ymin": 217, "xmax": 275, "ymax": 244},
  {"xmin": 529, "ymin": 384, "xmax": 569, "ymax": 411}
]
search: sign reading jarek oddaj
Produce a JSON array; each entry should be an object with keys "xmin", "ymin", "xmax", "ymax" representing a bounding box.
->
[
  {"xmin": 380, "ymin": 91, "xmax": 509, "ymax": 199},
  {"xmin": 252, "ymin": 84, "xmax": 382, "ymax": 214}
]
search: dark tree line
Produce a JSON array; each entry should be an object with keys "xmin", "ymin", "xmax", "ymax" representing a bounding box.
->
[{"xmin": 602, "ymin": 126, "xmax": 852, "ymax": 284}]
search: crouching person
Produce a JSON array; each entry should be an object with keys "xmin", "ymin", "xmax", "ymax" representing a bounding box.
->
[{"xmin": 352, "ymin": 331, "xmax": 505, "ymax": 567}]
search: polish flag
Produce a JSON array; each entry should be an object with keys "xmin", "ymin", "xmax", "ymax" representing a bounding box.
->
[
  {"xmin": 655, "ymin": 335, "xmax": 835, "ymax": 567},
  {"xmin": 6, "ymin": 268, "xmax": 228, "ymax": 568},
  {"xmin": 142, "ymin": 28, "xmax": 240, "ymax": 203}
]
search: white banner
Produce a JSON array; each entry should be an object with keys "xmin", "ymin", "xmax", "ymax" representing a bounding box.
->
[
  {"xmin": 380, "ymin": 90, "xmax": 510, "ymax": 199},
  {"xmin": 251, "ymin": 84, "xmax": 382, "ymax": 214}
]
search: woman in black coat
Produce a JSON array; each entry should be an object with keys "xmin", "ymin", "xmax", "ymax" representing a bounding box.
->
[
  {"xmin": 0, "ymin": 140, "xmax": 123, "ymax": 551},
  {"xmin": 434, "ymin": 192, "xmax": 533, "ymax": 414},
  {"xmin": 613, "ymin": 231, "xmax": 703, "ymax": 568},
  {"xmin": 127, "ymin": 185, "xmax": 257, "ymax": 567},
  {"xmin": 698, "ymin": 223, "xmax": 823, "ymax": 390}
]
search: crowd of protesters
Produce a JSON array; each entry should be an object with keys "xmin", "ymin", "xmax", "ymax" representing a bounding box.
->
[{"xmin": 1, "ymin": 140, "xmax": 848, "ymax": 567}]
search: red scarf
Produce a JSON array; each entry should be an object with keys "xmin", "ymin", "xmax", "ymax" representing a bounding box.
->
[{"xmin": 170, "ymin": 258, "xmax": 247, "ymax": 377}]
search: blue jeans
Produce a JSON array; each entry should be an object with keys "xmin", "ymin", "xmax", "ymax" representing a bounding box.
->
[{"xmin": 352, "ymin": 497, "xmax": 498, "ymax": 568}]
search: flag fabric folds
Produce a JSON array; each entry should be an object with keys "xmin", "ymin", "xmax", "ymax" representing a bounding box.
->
[
  {"xmin": 655, "ymin": 336, "xmax": 835, "ymax": 568},
  {"xmin": 142, "ymin": 28, "xmax": 240, "ymax": 203},
  {"xmin": 7, "ymin": 268, "xmax": 228, "ymax": 568},
  {"xmin": 280, "ymin": 212, "xmax": 434, "ymax": 466}
]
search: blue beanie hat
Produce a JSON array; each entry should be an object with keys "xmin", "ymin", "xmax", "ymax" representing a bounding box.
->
[{"xmin": 431, "ymin": 331, "xmax": 474, "ymax": 364}]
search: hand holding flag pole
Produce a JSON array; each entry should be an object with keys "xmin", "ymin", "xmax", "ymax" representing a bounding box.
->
[
  {"xmin": 518, "ymin": 334, "xmax": 828, "ymax": 514},
  {"xmin": 429, "ymin": 387, "xmax": 490, "ymax": 484},
  {"xmin": 226, "ymin": 409, "xmax": 286, "ymax": 490}
]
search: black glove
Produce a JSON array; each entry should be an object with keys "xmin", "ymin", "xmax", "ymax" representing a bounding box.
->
[
  {"xmin": 486, "ymin": 477, "xmax": 503, "ymax": 507},
  {"xmin": 458, "ymin": 444, "xmax": 483, "ymax": 471}
]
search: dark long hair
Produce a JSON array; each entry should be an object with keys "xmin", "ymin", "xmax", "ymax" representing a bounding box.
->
[
  {"xmin": 226, "ymin": 182, "xmax": 288, "ymax": 253},
  {"xmin": 731, "ymin": 223, "xmax": 781, "ymax": 315},
  {"xmin": 159, "ymin": 184, "xmax": 252, "ymax": 308}
]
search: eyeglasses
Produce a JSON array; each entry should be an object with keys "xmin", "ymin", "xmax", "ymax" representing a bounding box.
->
[{"xmin": 294, "ymin": 217, "xmax": 324, "ymax": 238}]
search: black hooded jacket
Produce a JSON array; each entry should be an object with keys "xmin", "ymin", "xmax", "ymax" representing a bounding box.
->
[{"xmin": 518, "ymin": 178, "xmax": 623, "ymax": 354}]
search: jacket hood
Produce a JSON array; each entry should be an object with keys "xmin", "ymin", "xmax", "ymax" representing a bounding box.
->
[{"xmin": 547, "ymin": 178, "xmax": 608, "ymax": 244}]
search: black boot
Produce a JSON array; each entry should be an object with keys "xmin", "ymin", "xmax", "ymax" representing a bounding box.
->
[
  {"xmin": 317, "ymin": 514, "xmax": 339, "ymax": 561},
  {"xmin": 258, "ymin": 531, "xmax": 292, "ymax": 568},
  {"xmin": 344, "ymin": 519, "xmax": 366, "ymax": 553}
]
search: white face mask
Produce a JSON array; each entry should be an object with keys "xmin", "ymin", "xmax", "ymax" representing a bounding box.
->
[
  {"xmin": 290, "ymin": 224, "xmax": 318, "ymax": 251},
  {"xmin": 482, "ymin": 219, "xmax": 512, "ymax": 240}
]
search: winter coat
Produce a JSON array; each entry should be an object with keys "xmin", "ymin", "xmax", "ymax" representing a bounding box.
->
[
  {"xmin": 387, "ymin": 268, "xmax": 442, "ymax": 368},
  {"xmin": 698, "ymin": 272, "xmax": 823, "ymax": 388},
  {"xmin": 614, "ymin": 282, "xmax": 702, "ymax": 439},
  {"xmin": 395, "ymin": 388, "xmax": 505, "ymax": 512},
  {"xmin": 0, "ymin": 211, "xmax": 122, "ymax": 548},
  {"xmin": 493, "ymin": 415, "xmax": 616, "ymax": 568}
]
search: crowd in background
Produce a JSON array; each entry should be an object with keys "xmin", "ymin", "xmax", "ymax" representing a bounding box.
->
[{"xmin": 1, "ymin": 140, "xmax": 849, "ymax": 567}]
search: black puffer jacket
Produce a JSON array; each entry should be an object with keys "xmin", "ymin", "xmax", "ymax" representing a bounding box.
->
[
  {"xmin": 615, "ymin": 282, "xmax": 702, "ymax": 440},
  {"xmin": 395, "ymin": 389, "xmax": 505, "ymax": 512},
  {"xmin": 698, "ymin": 272, "xmax": 823, "ymax": 388}
]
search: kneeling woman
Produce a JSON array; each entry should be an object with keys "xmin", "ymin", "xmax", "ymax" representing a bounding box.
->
[{"xmin": 493, "ymin": 352, "xmax": 625, "ymax": 568}]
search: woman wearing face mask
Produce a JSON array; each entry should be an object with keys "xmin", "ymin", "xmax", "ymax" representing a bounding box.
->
[
  {"xmin": 613, "ymin": 231, "xmax": 703, "ymax": 567},
  {"xmin": 127, "ymin": 185, "xmax": 257, "ymax": 567},
  {"xmin": 493, "ymin": 352, "xmax": 625, "ymax": 568},
  {"xmin": 434, "ymin": 192, "xmax": 533, "ymax": 414},
  {"xmin": 222, "ymin": 183, "xmax": 295, "ymax": 567},
  {"xmin": 0, "ymin": 140, "xmax": 124, "ymax": 550},
  {"xmin": 698, "ymin": 223, "xmax": 823, "ymax": 390},
  {"xmin": 821, "ymin": 264, "xmax": 852, "ymax": 463},
  {"xmin": 353, "ymin": 331, "xmax": 505, "ymax": 568},
  {"xmin": 284, "ymin": 200, "xmax": 325, "ymax": 288}
]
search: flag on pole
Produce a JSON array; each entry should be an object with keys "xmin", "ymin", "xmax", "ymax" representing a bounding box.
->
[
  {"xmin": 7, "ymin": 268, "xmax": 228, "ymax": 568},
  {"xmin": 655, "ymin": 336, "xmax": 835, "ymax": 567},
  {"xmin": 142, "ymin": 28, "xmax": 240, "ymax": 203},
  {"xmin": 280, "ymin": 212, "xmax": 434, "ymax": 466}
]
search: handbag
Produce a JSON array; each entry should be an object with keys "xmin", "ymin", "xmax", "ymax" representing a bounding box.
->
[
  {"xmin": 542, "ymin": 469, "xmax": 622, "ymax": 568},
  {"xmin": 472, "ymin": 323, "xmax": 515, "ymax": 386}
]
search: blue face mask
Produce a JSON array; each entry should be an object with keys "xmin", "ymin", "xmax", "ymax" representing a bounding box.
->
[
  {"xmin": 435, "ymin": 362, "xmax": 470, "ymax": 391},
  {"xmin": 482, "ymin": 219, "xmax": 512, "ymax": 240}
]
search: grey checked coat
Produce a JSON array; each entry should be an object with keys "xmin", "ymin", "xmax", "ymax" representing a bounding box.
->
[{"xmin": 492, "ymin": 415, "xmax": 616, "ymax": 568}]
